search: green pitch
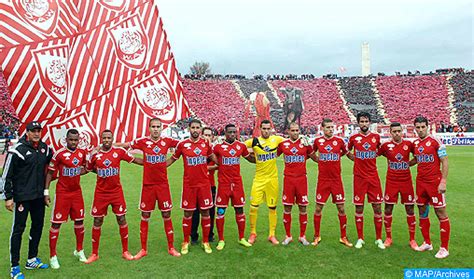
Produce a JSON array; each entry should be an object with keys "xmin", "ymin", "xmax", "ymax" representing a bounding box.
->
[{"xmin": 1, "ymin": 146, "xmax": 473, "ymax": 278}]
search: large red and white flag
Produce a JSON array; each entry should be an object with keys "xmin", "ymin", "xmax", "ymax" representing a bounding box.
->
[{"xmin": 0, "ymin": 0, "xmax": 189, "ymax": 150}]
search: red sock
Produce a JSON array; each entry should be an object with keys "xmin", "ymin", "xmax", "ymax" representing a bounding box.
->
[
  {"xmin": 235, "ymin": 213, "xmax": 246, "ymax": 239},
  {"xmin": 283, "ymin": 212, "xmax": 292, "ymax": 237},
  {"xmin": 299, "ymin": 213, "xmax": 307, "ymax": 238},
  {"xmin": 439, "ymin": 217, "xmax": 450, "ymax": 250},
  {"xmin": 313, "ymin": 213, "xmax": 322, "ymax": 238},
  {"xmin": 374, "ymin": 214, "xmax": 383, "ymax": 240},
  {"xmin": 201, "ymin": 216, "xmax": 211, "ymax": 243},
  {"xmin": 119, "ymin": 224, "xmax": 129, "ymax": 253},
  {"xmin": 384, "ymin": 214, "xmax": 393, "ymax": 239},
  {"xmin": 182, "ymin": 216, "xmax": 192, "ymax": 243},
  {"xmin": 49, "ymin": 227, "xmax": 60, "ymax": 257},
  {"xmin": 407, "ymin": 214, "xmax": 416, "ymax": 241},
  {"xmin": 355, "ymin": 213, "xmax": 364, "ymax": 240},
  {"xmin": 74, "ymin": 223, "xmax": 84, "ymax": 251},
  {"xmin": 92, "ymin": 226, "xmax": 101, "ymax": 255},
  {"xmin": 338, "ymin": 214, "xmax": 347, "ymax": 238},
  {"xmin": 419, "ymin": 217, "xmax": 431, "ymax": 244},
  {"xmin": 216, "ymin": 215, "xmax": 225, "ymax": 241},
  {"xmin": 140, "ymin": 216, "xmax": 150, "ymax": 251},
  {"xmin": 163, "ymin": 217, "xmax": 174, "ymax": 249}
]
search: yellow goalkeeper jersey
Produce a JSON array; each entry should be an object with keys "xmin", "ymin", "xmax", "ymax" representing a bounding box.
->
[{"xmin": 245, "ymin": 135, "xmax": 284, "ymax": 180}]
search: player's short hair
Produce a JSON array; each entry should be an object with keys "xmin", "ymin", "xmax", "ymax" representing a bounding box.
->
[
  {"xmin": 149, "ymin": 118, "xmax": 161, "ymax": 127},
  {"xmin": 288, "ymin": 122, "xmax": 299, "ymax": 129},
  {"xmin": 189, "ymin": 119, "xmax": 202, "ymax": 127},
  {"xmin": 225, "ymin": 123, "xmax": 236, "ymax": 131},
  {"xmin": 390, "ymin": 122, "xmax": 402, "ymax": 130},
  {"xmin": 202, "ymin": 127, "xmax": 214, "ymax": 135},
  {"xmin": 356, "ymin": 112, "xmax": 371, "ymax": 123},
  {"xmin": 260, "ymin": 119, "xmax": 271, "ymax": 127},
  {"xmin": 321, "ymin": 118, "xmax": 333, "ymax": 127},
  {"xmin": 101, "ymin": 129, "xmax": 113, "ymax": 137},
  {"xmin": 414, "ymin": 116, "xmax": 429, "ymax": 126},
  {"xmin": 66, "ymin": 128, "xmax": 79, "ymax": 138}
]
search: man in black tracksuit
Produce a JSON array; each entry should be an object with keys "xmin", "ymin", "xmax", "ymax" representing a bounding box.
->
[{"xmin": 1, "ymin": 121, "xmax": 52, "ymax": 278}]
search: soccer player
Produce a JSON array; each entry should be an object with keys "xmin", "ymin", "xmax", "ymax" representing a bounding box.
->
[
  {"xmin": 85, "ymin": 130, "xmax": 143, "ymax": 264},
  {"xmin": 312, "ymin": 119, "xmax": 353, "ymax": 247},
  {"xmin": 378, "ymin": 122, "xmax": 418, "ymax": 250},
  {"xmin": 191, "ymin": 127, "xmax": 217, "ymax": 244},
  {"xmin": 116, "ymin": 118, "xmax": 181, "ymax": 258},
  {"xmin": 44, "ymin": 129, "xmax": 88, "ymax": 269},
  {"xmin": 347, "ymin": 112, "xmax": 385, "ymax": 249},
  {"xmin": 167, "ymin": 119, "xmax": 218, "ymax": 254},
  {"xmin": 214, "ymin": 124, "xmax": 255, "ymax": 250},
  {"xmin": 245, "ymin": 119, "xmax": 284, "ymax": 245},
  {"xmin": 277, "ymin": 122, "xmax": 315, "ymax": 246},
  {"xmin": 412, "ymin": 116, "xmax": 450, "ymax": 259}
]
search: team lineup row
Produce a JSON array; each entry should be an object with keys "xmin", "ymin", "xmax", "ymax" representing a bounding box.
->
[{"xmin": 1, "ymin": 112, "xmax": 450, "ymax": 279}]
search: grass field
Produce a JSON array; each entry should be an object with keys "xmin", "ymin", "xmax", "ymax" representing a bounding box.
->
[{"xmin": 0, "ymin": 146, "xmax": 473, "ymax": 278}]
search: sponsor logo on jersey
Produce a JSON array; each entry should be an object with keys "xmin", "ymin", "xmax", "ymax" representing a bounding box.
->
[
  {"xmin": 62, "ymin": 166, "xmax": 81, "ymax": 177},
  {"xmin": 145, "ymin": 154, "xmax": 166, "ymax": 164},
  {"xmin": 97, "ymin": 167, "xmax": 119, "ymax": 178},
  {"xmin": 319, "ymin": 153, "xmax": 340, "ymax": 161},
  {"xmin": 186, "ymin": 156, "xmax": 207, "ymax": 166},
  {"xmin": 355, "ymin": 150, "xmax": 376, "ymax": 160},
  {"xmin": 284, "ymin": 154, "xmax": 305, "ymax": 163},
  {"xmin": 257, "ymin": 152, "xmax": 277, "ymax": 162},
  {"xmin": 222, "ymin": 156, "xmax": 240, "ymax": 165}
]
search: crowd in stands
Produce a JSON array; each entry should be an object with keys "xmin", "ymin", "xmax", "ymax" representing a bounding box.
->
[
  {"xmin": 338, "ymin": 76, "xmax": 384, "ymax": 123},
  {"xmin": 449, "ymin": 71, "xmax": 473, "ymax": 130},
  {"xmin": 0, "ymin": 70, "xmax": 19, "ymax": 139},
  {"xmin": 376, "ymin": 75, "xmax": 451, "ymax": 125}
]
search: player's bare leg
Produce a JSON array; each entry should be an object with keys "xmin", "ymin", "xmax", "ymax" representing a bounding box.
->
[
  {"xmin": 354, "ymin": 205, "xmax": 365, "ymax": 249},
  {"xmin": 372, "ymin": 203, "xmax": 385, "ymax": 249},
  {"xmin": 134, "ymin": 211, "xmax": 151, "ymax": 260},
  {"xmin": 312, "ymin": 203, "xmax": 324, "ymax": 246},
  {"xmin": 336, "ymin": 204, "xmax": 352, "ymax": 247},
  {"xmin": 234, "ymin": 207, "xmax": 251, "ymax": 247},
  {"xmin": 248, "ymin": 204, "xmax": 259, "ymax": 244},
  {"xmin": 416, "ymin": 204, "xmax": 433, "ymax": 252},
  {"xmin": 49, "ymin": 223, "xmax": 61, "ymax": 269},
  {"xmin": 86, "ymin": 217, "xmax": 104, "ymax": 264},
  {"xmin": 434, "ymin": 207, "xmax": 450, "ymax": 259},
  {"xmin": 383, "ymin": 204, "xmax": 394, "ymax": 247},
  {"xmin": 200, "ymin": 209, "xmax": 213, "ymax": 254},
  {"xmin": 298, "ymin": 205, "xmax": 309, "ymax": 245},
  {"xmin": 181, "ymin": 210, "xmax": 194, "ymax": 255},
  {"xmin": 116, "ymin": 215, "xmax": 134, "ymax": 260},
  {"xmin": 161, "ymin": 210, "xmax": 181, "ymax": 257},
  {"xmin": 72, "ymin": 220, "xmax": 86, "ymax": 262},
  {"xmin": 267, "ymin": 206, "xmax": 279, "ymax": 245},
  {"xmin": 404, "ymin": 204, "xmax": 418, "ymax": 250},
  {"xmin": 282, "ymin": 205, "xmax": 293, "ymax": 245}
]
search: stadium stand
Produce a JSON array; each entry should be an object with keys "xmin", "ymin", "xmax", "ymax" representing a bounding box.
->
[
  {"xmin": 0, "ymin": 69, "xmax": 18, "ymax": 139},
  {"xmin": 448, "ymin": 71, "xmax": 473, "ymax": 129}
]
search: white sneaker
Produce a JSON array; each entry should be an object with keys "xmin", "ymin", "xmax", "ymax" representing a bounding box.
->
[
  {"xmin": 355, "ymin": 239, "xmax": 365, "ymax": 249},
  {"xmin": 73, "ymin": 250, "xmax": 87, "ymax": 262},
  {"xmin": 298, "ymin": 236, "xmax": 310, "ymax": 246},
  {"xmin": 375, "ymin": 239, "xmax": 386, "ymax": 250},
  {"xmin": 416, "ymin": 242, "xmax": 433, "ymax": 252},
  {"xmin": 435, "ymin": 247, "xmax": 449, "ymax": 259},
  {"xmin": 281, "ymin": 236, "xmax": 293, "ymax": 246},
  {"xmin": 50, "ymin": 256, "xmax": 60, "ymax": 269}
]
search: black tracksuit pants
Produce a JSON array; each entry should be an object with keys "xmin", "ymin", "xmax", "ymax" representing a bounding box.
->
[{"xmin": 10, "ymin": 198, "xmax": 45, "ymax": 267}]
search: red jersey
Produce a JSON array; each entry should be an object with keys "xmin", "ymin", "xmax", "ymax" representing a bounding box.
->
[
  {"xmin": 277, "ymin": 138, "xmax": 313, "ymax": 177},
  {"xmin": 348, "ymin": 132, "xmax": 381, "ymax": 177},
  {"xmin": 378, "ymin": 140, "xmax": 413, "ymax": 182},
  {"xmin": 413, "ymin": 136, "xmax": 445, "ymax": 180},
  {"xmin": 87, "ymin": 146, "xmax": 135, "ymax": 193},
  {"xmin": 313, "ymin": 136, "xmax": 347, "ymax": 181},
  {"xmin": 130, "ymin": 137, "xmax": 179, "ymax": 185},
  {"xmin": 213, "ymin": 140, "xmax": 249, "ymax": 184},
  {"xmin": 172, "ymin": 138, "xmax": 213, "ymax": 188},
  {"xmin": 48, "ymin": 147, "xmax": 87, "ymax": 193}
]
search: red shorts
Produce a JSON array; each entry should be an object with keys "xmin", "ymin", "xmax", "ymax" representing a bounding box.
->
[
  {"xmin": 51, "ymin": 190, "xmax": 85, "ymax": 223},
  {"xmin": 416, "ymin": 178, "xmax": 446, "ymax": 208},
  {"xmin": 91, "ymin": 190, "xmax": 127, "ymax": 217},
  {"xmin": 181, "ymin": 186, "xmax": 213, "ymax": 211},
  {"xmin": 139, "ymin": 184, "xmax": 173, "ymax": 212},
  {"xmin": 215, "ymin": 181, "xmax": 245, "ymax": 208},
  {"xmin": 353, "ymin": 175, "xmax": 383, "ymax": 205},
  {"xmin": 384, "ymin": 179, "xmax": 415, "ymax": 204},
  {"xmin": 316, "ymin": 179, "xmax": 345, "ymax": 204},
  {"xmin": 282, "ymin": 175, "xmax": 309, "ymax": 206}
]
